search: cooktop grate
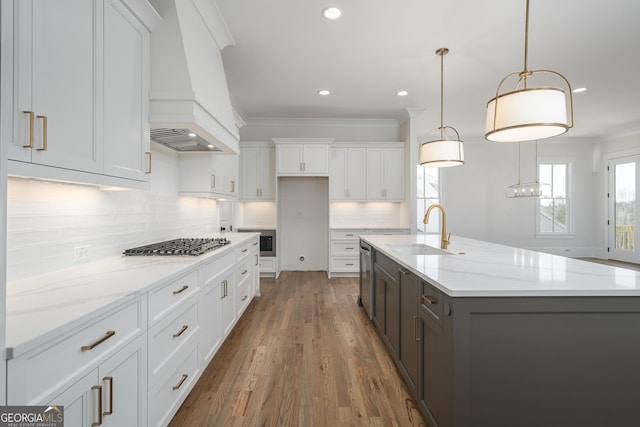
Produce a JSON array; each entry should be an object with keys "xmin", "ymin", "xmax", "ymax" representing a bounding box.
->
[{"xmin": 123, "ymin": 238, "xmax": 230, "ymax": 256}]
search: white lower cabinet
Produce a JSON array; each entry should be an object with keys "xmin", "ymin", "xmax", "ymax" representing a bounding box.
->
[
  {"xmin": 329, "ymin": 228, "xmax": 409, "ymax": 275},
  {"xmin": 47, "ymin": 333, "xmax": 147, "ymax": 427}
]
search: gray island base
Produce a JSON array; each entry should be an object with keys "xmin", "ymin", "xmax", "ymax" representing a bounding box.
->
[{"xmin": 361, "ymin": 234, "xmax": 640, "ymax": 427}]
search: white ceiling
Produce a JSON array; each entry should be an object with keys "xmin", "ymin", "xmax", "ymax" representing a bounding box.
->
[{"xmin": 215, "ymin": 0, "xmax": 640, "ymax": 141}]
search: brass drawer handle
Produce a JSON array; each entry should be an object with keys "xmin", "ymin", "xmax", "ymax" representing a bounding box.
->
[
  {"xmin": 92, "ymin": 385, "xmax": 103, "ymax": 426},
  {"xmin": 242, "ymin": 269, "xmax": 248, "ymax": 275},
  {"xmin": 82, "ymin": 331, "xmax": 115, "ymax": 351},
  {"xmin": 146, "ymin": 151, "xmax": 152, "ymax": 174},
  {"xmin": 172, "ymin": 325, "xmax": 188, "ymax": 338},
  {"xmin": 172, "ymin": 374, "xmax": 188, "ymax": 390},
  {"xmin": 399, "ymin": 268, "xmax": 410, "ymax": 276},
  {"xmin": 22, "ymin": 111, "xmax": 34, "ymax": 148},
  {"xmin": 413, "ymin": 316, "xmax": 421, "ymax": 341},
  {"xmin": 242, "ymin": 248, "xmax": 248, "ymax": 253},
  {"xmin": 36, "ymin": 115, "xmax": 47, "ymax": 151},
  {"xmin": 241, "ymin": 295, "xmax": 248, "ymax": 301},
  {"xmin": 173, "ymin": 285, "xmax": 189, "ymax": 295},
  {"xmin": 422, "ymin": 295, "xmax": 437, "ymax": 305},
  {"xmin": 103, "ymin": 376, "xmax": 113, "ymax": 416}
]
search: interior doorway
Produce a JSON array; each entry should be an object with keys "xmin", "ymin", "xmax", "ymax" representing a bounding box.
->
[{"xmin": 608, "ymin": 155, "xmax": 640, "ymax": 263}]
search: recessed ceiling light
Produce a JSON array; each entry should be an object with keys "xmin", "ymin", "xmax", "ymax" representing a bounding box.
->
[
  {"xmin": 322, "ymin": 7, "xmax": 342, "ymax": 20},
  {"xmin": 188, "ymin": 132, "xmax": 196, "ymax": 137},
  {"xmin": 207, "ymin": 144, "xmax": 214, "ymax": 149},
  {"xmin": 572, "ymin": 87, "xmax": 587, "ymax": 93},
  {"xmin": 318, "ymin": 89, "xmax": 331, "ymax": 96},
  {"xmin": 397, "ymin": 90, "xmax": 409, "ymax": 97}
]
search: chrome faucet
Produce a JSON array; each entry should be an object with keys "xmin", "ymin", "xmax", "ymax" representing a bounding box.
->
[{"xmin": 423, "ymin": 204, "xmax": 451, "ymax": 249}]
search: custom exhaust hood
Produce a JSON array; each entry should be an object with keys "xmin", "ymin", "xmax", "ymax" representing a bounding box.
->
[{"xmin": 148, "ymin": 0, "xmax": 240, "ymax": 154}]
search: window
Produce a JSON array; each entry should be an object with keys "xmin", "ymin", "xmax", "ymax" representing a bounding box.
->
[
  {"xmin": 537, "ymin": 162, "xmax": 571, "ymax": 235},
  {"xmin": 417, "ymin": 165, "xmax": 440, "ymax": 233}
]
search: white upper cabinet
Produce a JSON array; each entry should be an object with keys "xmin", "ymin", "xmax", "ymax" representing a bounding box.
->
[
  {"xmin": 179, "ymin": 154, "xmax": 239, "ymax": 199},
  {"xmin": 240, "ymin": 144, "xmax": 275, "ymax": 200},
  {"xmin": 273, "ymin": 138, "xmax": 333, "ymax": 176},
  {"xmin": 102, "ymin": 0, "xmax": 152, "ymax": 181},
  {"xmin": 2, "ymin": 0, "xmax": 159, "ymax": 186},
  {"xmin": 366, "ymin": 146, "xmax": 404, "ymax": 201},
  {"xmin": 9, "ymin": 0, "xmax": 100, "ymax": 171},
  {"xmin": 330, "ymin": 147, "xmax": 366, "ymax": 200}
]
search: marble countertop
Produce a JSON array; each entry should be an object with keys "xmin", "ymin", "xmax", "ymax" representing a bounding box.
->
[
  {"xmin": 362, "ymin": 234, "xmax": 640, "ymax": 297},
  {"xmin": 5, "ymin": 233, "xmax": 259, "ymax": 359}
]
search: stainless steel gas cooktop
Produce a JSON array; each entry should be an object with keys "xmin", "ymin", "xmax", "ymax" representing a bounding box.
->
[{"xmin": 123, "ymin": 238, "xmax": 230, "ymax": 256}]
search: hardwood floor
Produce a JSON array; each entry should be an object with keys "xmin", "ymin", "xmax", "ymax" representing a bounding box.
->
[{"xmin": 168, "ymin": 271, "xmax": 426, "ymax": 427}]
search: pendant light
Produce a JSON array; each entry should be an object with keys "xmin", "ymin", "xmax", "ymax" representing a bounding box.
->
[
  {"xmin": 485, "ymin": 0, "xmax": 574, "ymax": 142},
  {"xmin": 419, "ymin": 48, "xmax": 464, "ymax": 168},
  {"xmin": 506, "ymin": 140, "xmax": 549, "ymax": 198}
]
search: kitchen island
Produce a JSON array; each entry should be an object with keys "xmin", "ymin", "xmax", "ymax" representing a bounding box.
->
[{"xmin": 361, "ymin": 234, "xmax": 640, "ymax": 427}]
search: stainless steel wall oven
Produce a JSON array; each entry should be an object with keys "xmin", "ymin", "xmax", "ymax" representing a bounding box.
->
[{"xmin": 237, "ymin": 229, "xmax": 276, "ymax": 257}]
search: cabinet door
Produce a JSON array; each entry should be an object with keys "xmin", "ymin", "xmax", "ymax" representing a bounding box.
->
[
  {"xmin": 222, "ymin": 154, "xmax": 239, "ymax": 195},
  {"xmin": 346, "ymin": 148, "xmax": 367, "ymax": 199},
  {"xmin": 103, "ymin": 0, "xmax": 150, "ymax": 181},
  {"xmin": 99, "ymin": 335, "xmax": 147, "ymax": 427},
  {"xmin": 179, "ymin": 155, "xmax": 219, "ymax": 194},
  {"xmin": 221, "ymin": 269, "xmax": 236, "ymax": 337},
  {"xmin": 303, "ymin": 144, "xmax": 329, "ymax": 175},
  {"xmin": 330, "ymin": 148, "xmax": 348, "ymax": 200},
  {"xmin": 382, "ymin": 147, "xmax": 404, "ymax": 200},
  {"xmin": 259, "ymin": 147, "xmax": 276, "ymax": 199},
  {"xmin": 398, "ymin": 268, "xmax": 420, "ymax": 395},
  {"xmin": 276, "ymin": 144, "xmax": 303, "ymax": 174},
  {"xmin": 419, "ymin": 314, "xmax": 448, "ymax": 427},
  {"xmin": 201, "ymin": 280, "xmax": 223, "ymax": 365},
  {"xmin": 240, "ymin": 147, "xmax": 260, "ymax": 199},
  {"xmin": 366, "ymin": 148, "xmax": 385, "ymax": 199},
  {"xmin": 384, "ymin": 267, "xmax": 400, "ymax": 359},
  {"xmin": 12, "ymin": 0, "xmax": 100, "ymax": 171},
  {"xmin": 372, "ymin": 265, "xmax": 386, "ymax": 335},
  {"xmin": 49, "ymin": 370, "xmax": 98, "ymax": 427}
]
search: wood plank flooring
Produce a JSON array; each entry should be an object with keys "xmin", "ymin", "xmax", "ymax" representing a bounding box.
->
[{"xmin": 168, "ymin": 271, "xmax": 426, "ymax": 427}]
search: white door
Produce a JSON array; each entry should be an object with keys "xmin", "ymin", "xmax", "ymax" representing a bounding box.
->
[{"xmin": 608, "ymin": 155, "xmax": 640, "ymax": 263}]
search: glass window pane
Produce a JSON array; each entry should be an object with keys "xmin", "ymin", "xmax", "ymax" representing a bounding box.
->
[
  {"xmin": 553, "ymin": 199, "xmax": 567, "ymax": 231},
  {"xmin": 539, "ymin": 198, "xmax": 553, "ymax": 232},
  {"xmin": 539, "ymin": 164, "xmax": 552, "ymax": 197},
  {"xmin": 615, "ymin": 162, "xmax": 636, "ymax": 250},
  {"xmin": 553, "ymin": 164, "xmax": 567, "ymax": 198},
  {"xmin": 416, "ymin": 165, "xmax": 425, "ymax": 198},
  {"xmin": 424, "ymin": 168, "xmax": 439, "ymax": 198}
]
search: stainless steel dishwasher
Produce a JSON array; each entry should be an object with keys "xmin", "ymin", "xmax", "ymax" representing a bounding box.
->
[{"xmin": 358, "ymin": 241, "xmax": 373, "ymax": 319}]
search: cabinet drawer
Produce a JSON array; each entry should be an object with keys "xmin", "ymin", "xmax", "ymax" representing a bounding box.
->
[
  {"xmin": 369, "ymin": 228, "xmax": 408, "ymax": 236},
  {"xmin": 236, "ymin": 240, "xmax": 254, "ymax": 260},
  {"xmin": 331, "ymin": 241, "xmax": 360, "ymax": 256},
  {"xmin": 148, "ymin": 269, "xmax": 199, "ymax": 325},
  {"xmin": 148, "ymin": 301, "xmax": 199, "ymax": 389},
  {"xmin": 331, "ymin": 258, "xmax": 360, "ymax": 272},
  {"xmin": 330, "ymin": 229, "xmax": 367, "ymax": 240},
  {"xmin": 420, "ymin": 280, "xmax": 446, "ymax": 325},
  {"xmin": 148, "ymin": 343, "xmax": 199, "ymax": 427},
  {"xmin": 8, "ymin": 297, "xmax": 144, "ymax": 405},
  {"xmin": 236, "ymin": 257, "xmax": 252, "ymax": 284},
  {"xmin": 202, "ymin": 251, "xmax": 235, "ymax": 285},
  {"xmin": 236, "ymin": 277, "xmax": 252, "ymax": 315}
]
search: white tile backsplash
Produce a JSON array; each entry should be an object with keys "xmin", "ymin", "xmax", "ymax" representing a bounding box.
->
[{"xmin": 7, "ymin": 177, "xmax": 219, "ymax": 282}]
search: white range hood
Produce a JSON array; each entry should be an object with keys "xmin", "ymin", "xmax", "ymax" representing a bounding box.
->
[{"xmin": 149, "ymin": 0, "xmax": 240, "ymax": 154}]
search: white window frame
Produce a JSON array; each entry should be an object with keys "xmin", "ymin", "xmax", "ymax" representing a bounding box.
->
[
  {"xmin": 536, "ymin": 157, "xmax": 575, "ymax": 238},
  {"xmin": 417, "ymin": 165, "xmax": 441, "ymax": 234}
]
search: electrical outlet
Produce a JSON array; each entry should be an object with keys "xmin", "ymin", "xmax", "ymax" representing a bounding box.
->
[{"xmin": 74, "ymin": 245, "xmax": 90, "ymax": 261}]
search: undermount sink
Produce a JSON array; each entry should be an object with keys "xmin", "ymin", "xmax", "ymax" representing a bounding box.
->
[{"xmin": 387, "ymin": 243, "xmax": 453, "ymax": 256}]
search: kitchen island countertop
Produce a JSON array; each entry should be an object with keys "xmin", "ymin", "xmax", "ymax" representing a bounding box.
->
[
  {"xmin": 5, "ymin": 232, "xmax": 259, "ymax": 359},
  {"xmin": 361, "ymin": 234, "xmax": 640, "ymax": 297}
]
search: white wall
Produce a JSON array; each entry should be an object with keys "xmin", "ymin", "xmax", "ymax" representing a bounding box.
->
[
  {"xmin": 6, "ymin": 145, "xmax": 221, "ymax": 282},
  {"xmin": 442, "ymin": 138, "xmax": 599, "ymax": 256},
  {"xmin": 278, "ymin": 177, "xmax": 328, "ymax": 271}
]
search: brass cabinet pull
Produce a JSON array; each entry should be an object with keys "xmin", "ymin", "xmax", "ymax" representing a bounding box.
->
[
  {"xmin": 36, "ymin": 115, "xmax": 47, "ymax": 151},
  {"xmin": 255, "ymin": 254, "xmax": 259, "ymax": 266},
  {"xmin": 231, "ymin": 180, "xmax": 235, "ymax": 192},
  {"xmin": 413, "ymin": 316, "xmax": 421, "ymax": 341},
  {"xmin": 172, "ymin": 325, "xmax": 188, "ymax": 339},
  {"xmin": 173, "ymin": 285, "xmax": 189, "ymax": 295},
  {"xmin": 92, "ymin": 385, "xmax": 103, "ymax": 426},
  {"xmin": 242, "ymin": 269, "xmax": 248, "ymax": 275},
  {"xmin": 81, "ymin": 331, "xmax": 115, "ymax": 351},
  {"xmin": 345, "ymin": 234, "xmax": 354, "ymax": 237},
  {"xmin": 422, "ymin": 295, "xmax": 437, "ymax": 305},
  {"xmin": 211, "ymin": 174, "xmax": 216, "ymax": 188},
  {"xmin": 399, "ymin": 268, "xmax": 410, "ymax": 276},
  {"xmin": 103, "ymin": 376, "xmax": 113, "ymax": 416},
  {"xmin": 241, "ymin": 295, "xmax": 248, "ymax": 301},
  {"xmin": 172, "ymin": 374, "xmax": 188, "ymax": 390},
  {"xmin": 345, "ymin": 247, "xmax": 354, "ymax": 250},
  {"xmin": 22, "ymin": 111, "xmax": 34, "ymax": 148},
  {"xmin": 145, "ymin": 151, "xmax": 152, "ymax": 174},
  {"xmin": 253, "ymin": 241, "xmax": 259, "ymax": 246},
  {"xmin": 242, "ymin": 248, "xmax": 248, "ymax": 253},
  {"xmin": 221, "ymin": 280, "xmax": 227, "ymax": 298}
]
